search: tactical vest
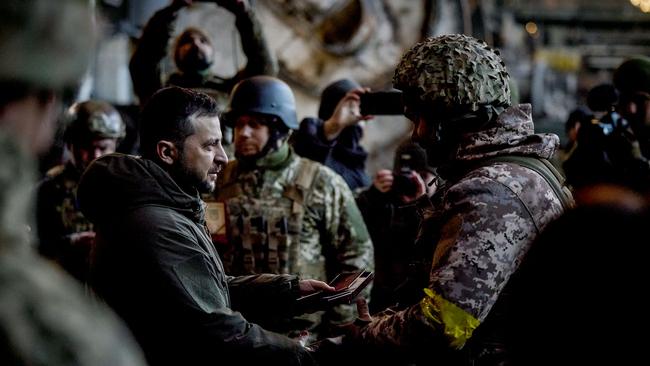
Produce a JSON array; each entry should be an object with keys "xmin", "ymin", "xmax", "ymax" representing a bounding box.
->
[{"xmin": 216, "ymin": 158, "xmax": 320, "ymax": 276}]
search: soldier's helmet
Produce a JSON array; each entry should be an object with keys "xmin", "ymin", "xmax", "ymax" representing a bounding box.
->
[
  {"xmin": 64, "ymin": 101, "xmax": 126, "ymax": 143},
  {"xmin": 613, "ymin": 56, "xmax": 650, "ymax": 98},
  {"xmin": 0, "ymin": 0, "xmax": 94, "ymax": 90},
  {"xmin": 393, "ymin": 34, "xmax": 511, "ymax": 116},
  {"xmin": 223, "ymin": 76, "xmax": 298, "ymax": 130}
]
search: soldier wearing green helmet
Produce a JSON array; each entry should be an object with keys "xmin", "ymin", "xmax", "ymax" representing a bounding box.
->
[
  {"xmin": 0, "ymin": 0, "xmax": 145, "ymax": 364},
  {"xmin": 36, "ymin": 101, "xmax": 126, "ymax": 283},
  {"xmin": 335, "ymin": 34, "xmax": 571, "ymax": 366}
]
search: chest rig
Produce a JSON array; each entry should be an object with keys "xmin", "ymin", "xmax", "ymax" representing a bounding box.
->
[{"xmin": 216, "ymin": 158, "xmax": 320, "ymax": 275}]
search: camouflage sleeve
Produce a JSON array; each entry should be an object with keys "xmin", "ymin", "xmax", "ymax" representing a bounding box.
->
[
  {"xmin": 303, "ymin": 168, "xmax": 374, "ymax": 325},
  {"xmin": 225, "ymin": 6, "xmax": 278, "ymax": 90},
  {"xmin": 129, "ymin": 3, "xmax": 181, "ymax": 105},
  {"xmin": 359, "ymin": 174, "xmax": 538, "ymax": 349}
]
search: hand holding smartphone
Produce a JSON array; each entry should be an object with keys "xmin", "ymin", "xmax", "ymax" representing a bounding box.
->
[{"xmin": 360, "ymin": 90, "xmax": 404, "ymax": 116}]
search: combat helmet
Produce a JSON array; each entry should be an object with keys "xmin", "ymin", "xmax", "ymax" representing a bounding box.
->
[
  {"xmin": 393, "ymin": 34, "xmax": 511, "ymax": 115},
  {"xmin": 223, "ymin": 76, "xmax": 298, "ymax": 130},
  {"xmin": 64, "ymin": 101, "xmax": 126, "ymax": 143},
  {"xmin": 0, "ymin": 0, "xmax": 94, "ymax": 89},
  {"xmin": 613, "ymin": 56, "xmax": 650, "ymax": 98}
]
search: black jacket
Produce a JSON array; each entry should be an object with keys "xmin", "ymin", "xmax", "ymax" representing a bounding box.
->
[
  {"xmin": 78, "ymin": 154, "xmax": 312, "ymax": 366},
  {"xmin": 292, "ymin": 117, "xmax": 369, "ymax": 191}
]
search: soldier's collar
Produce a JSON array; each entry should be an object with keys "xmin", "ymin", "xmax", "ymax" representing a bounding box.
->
[{"xmin": 253, "ymin": 143, "xmax": 292, "ymax": 170}]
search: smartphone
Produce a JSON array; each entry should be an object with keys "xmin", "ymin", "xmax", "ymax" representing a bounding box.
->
[{"xmin": 360, "ymin": 90, "xmax": 403, "ymax": 116}]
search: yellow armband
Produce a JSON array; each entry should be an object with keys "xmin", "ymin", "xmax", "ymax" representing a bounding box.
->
[{"xmin": 419, "ymin": 288, "xmax": 480, "ymax": 349}]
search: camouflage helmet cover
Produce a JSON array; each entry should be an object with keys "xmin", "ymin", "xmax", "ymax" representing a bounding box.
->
[
  {"xmin": 393, "ymin": 34, "xmax": 511, "ymax": 113},
  {"xmin": 64, "ymin": 101, "xmax": 126, "ymax": 143},
  {"xmin": 0, "ymin": 0, "xmax": 94, "ymax": 89}
]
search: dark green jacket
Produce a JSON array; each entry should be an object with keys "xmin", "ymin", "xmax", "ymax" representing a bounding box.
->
[{"xmin": 78, "ymin": 154, "xmax": 312, "ymax": 366}]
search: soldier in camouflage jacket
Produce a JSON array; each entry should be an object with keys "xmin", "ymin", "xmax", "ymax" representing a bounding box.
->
[
  {"xmin": 215, "ymin": 76, "xmax": 374, "ymax": 340},
  {"xmin": 342, "ymin": 35, "xmax": 570, "ymax": 366}
]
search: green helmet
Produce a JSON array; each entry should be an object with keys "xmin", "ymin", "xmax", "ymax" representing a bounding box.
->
[
  {"xmin": 64, "ymin": 101, "xmax": 126, "ymax": 143},
  {"xmin": 0, "ymin": 0, "xmax": 94, "ymax": 89},
  {"xmin": 393, "ymin": 34, "xmax": 511, "ymax": 113},
  {"xmin": 613, "ymin": 56, "xmax": 650, "ymax": 97}
]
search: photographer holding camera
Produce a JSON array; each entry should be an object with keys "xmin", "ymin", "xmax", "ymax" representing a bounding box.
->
[
  {"xmin": 356, "ymin": 141, "xmax": 438, "ymax": 313},
  {"xmin": 563, "ymin": 83, "xmax": 650, "ymax": 193}
]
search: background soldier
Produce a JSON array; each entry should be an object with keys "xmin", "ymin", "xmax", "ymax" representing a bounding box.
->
[
  {"xmin": 216, "ymin": 76, "xmax": 374, "ymax": 340},
  {"xmin": 36, "ymin": 101, "xmax": 126, "ymax": 283},
  {"xmin": 339, "ymin": 34, "xmax": 570, "ymax": 366},
  {"xmin": 0, "ymin": 0, "xmax": 145, "ymax": 364},
  {"xmin": 129, "ymin": 0, "xmax": 278, "ymax": 107}
]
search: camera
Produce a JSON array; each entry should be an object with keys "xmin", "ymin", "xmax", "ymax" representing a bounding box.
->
[
  {"xmin": 594, "ymin": 111, "xmax": 627, "ymax": 136},
  {"xmin": 392, "ymin": 167, "xmax": 418, "ymax": 197}
]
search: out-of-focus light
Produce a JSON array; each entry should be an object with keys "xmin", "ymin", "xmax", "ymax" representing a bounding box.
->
[
  {"xmin": 525, "ymin": 21, "xmax": 538, "ymax": 35},
  {"xmin": 630, "ymin": 0, "xmax": 650, "ymax": 12}
]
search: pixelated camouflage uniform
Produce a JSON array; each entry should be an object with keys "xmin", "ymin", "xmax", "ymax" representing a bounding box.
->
[
  {"xmin": 215, "ymin": 143, "xmax": 374, "ymax": 337},
  {"xmin": 36, "ymin": 162, "xmax": 93, "ymax": 282},
  {"xmin": 348, "ymin": 34, "xmax": 568, "ymax": 365},
  {"xmin": 0, "ymin": 132, "xmax": 146, "ymax": 365},
  {"xmin": 355, "ymin": 104, "xmax": 565, "ymax": 364}
]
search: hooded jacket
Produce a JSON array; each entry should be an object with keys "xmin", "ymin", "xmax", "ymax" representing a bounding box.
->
[{"xmin": 78, "ymin": 153, "xmax": 313, "ymax": 366}]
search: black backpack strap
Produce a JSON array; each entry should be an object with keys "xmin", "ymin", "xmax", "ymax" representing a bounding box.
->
[{"xmin": 478, "ymin": 155, "xmax": 574, "ymax": 211}]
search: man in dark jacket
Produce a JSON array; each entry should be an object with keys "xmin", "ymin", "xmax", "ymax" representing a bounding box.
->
[
  {"xmin": 291, "ymin": 79, "xmax": 372, "ymax": 191},
  {"xmin": 78, "ymin": 86, "xmax": 330, "ymax": 365}
]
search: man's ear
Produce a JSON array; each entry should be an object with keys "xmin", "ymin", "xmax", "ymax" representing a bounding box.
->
[{"xmin": 156, "ymin": 140, "xmax": 179, "ymax": 165}]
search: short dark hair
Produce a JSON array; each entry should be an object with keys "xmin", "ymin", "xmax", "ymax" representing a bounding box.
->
[{"xmin": 139, "ymin": 86, "xmax": 219, "ymax": 160}]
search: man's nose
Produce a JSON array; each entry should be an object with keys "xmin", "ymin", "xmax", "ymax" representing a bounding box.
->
[
  {"xmin": 214, "ymin": 144, "xmax": 228, "ymax": 166},
  {"xmin": 237, "ymin": 124, "xmax": 252, "ymax": 137}
]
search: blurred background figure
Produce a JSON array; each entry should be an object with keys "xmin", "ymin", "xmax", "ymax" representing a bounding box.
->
[
  {"xmin": 356, "ymin": 141, "xmax": 438, "ymax": 313},
  {"xmin": 507, "ymin": 193, "xmax": 649, "ymax": 366},
  {"xmin": 292, "ymin": 79, "xmax": 372, "ymax": 192},
  {"xmin": 0, "ymin": 0, "xmax": 145, "ymax": 364},
  {"xmin": 36, "ymin": 101, "xmax": 125, "ymax": 283},
  {"xmin": 130, "ymin": 0, "xmax": 277, "ymax": 106},
  {"xmin": 563, "ymin": 82, "xmax": 650, "ymax": 193},
  {"xmin": 614, "ymin": 56, "xmax": 650, "ymax": 160}
]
